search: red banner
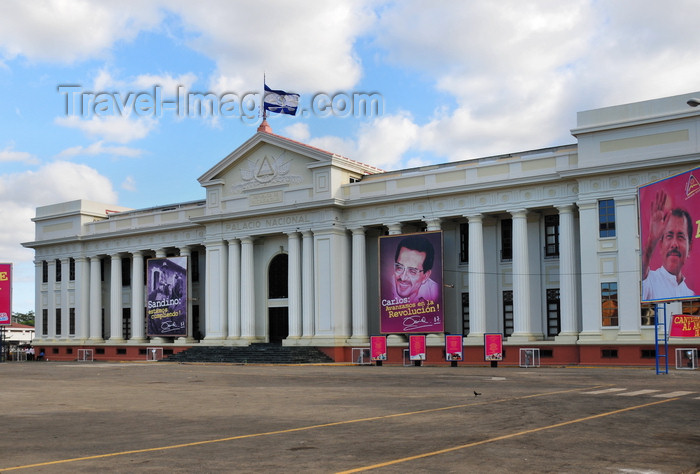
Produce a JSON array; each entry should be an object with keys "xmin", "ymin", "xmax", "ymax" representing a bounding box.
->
[
  {"xmin": 409, "ymin": 335, "xmax": 426, "ymax": 360},
  {"xmin": 0, "ymin": 263, "xmax": 11, "ymax": 325},
  {"xmin": 370, "ymin": 336, "xmax": 387, "ymax": 360},
  {"xmin": 445, "ymin": 334, "xmax": 463, "ymax": 361},
  {"xmin": 639, "ymin": 166, "xmax": 700, "ymax": 302},
  {"xmin": 670, "ymin": 314, "xmax": 700, "ymax": 337},
  {"xmin": 484, "ymin": 333, "xmax": 503, "ymax": 361}
]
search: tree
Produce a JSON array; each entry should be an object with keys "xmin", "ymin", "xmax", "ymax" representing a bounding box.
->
[{"xmin": 12, "ymin": 311, "xmax": 35, "ymax": 326}]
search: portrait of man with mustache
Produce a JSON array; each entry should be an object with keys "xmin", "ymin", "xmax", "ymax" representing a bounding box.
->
[{"xmin": 642, "ymin": 189, "xmax": 695, "ymax": 300}]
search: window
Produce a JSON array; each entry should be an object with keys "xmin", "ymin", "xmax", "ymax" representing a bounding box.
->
[
  {"xmin": 641, "ymin": 303, "xmax": 656, "ymax": 326},
  {"xmin": 601, "ymin": 282, "xmax": 618, "ymax": 327},
  {"xmin": 121, "ymin": 257, "xmax": 131, "ymax": 286},
  {"xmin": 459, "ymin": 223, "xmax": 469, "ymax": 263},
  {"xmin": 461, "ymin": 293, "xmax": 470, "ymax": 336},
  {"xmin": 503, "ymin": 290, "xmax": 514, "ymax": 336},
  {"xmin": 42, "ymin": 261, "xmax": 48, "ymax": 283},
  {"xmin": 501, "ymin": 219, "xmax": 513, "ymax": 261},
  {"xmin": 598, "ymin": 199, "xmax": 616, "ymax": 237},
  {"xmin": 42, "ymin": 309, "xmax": 48, "ymax": 336},
  {"xmin": 55, "ymin": 259, "xmax": 62, "ymax": 282},
  {"xmin": 682, "ymin": 299, "xmax": 700, "ymax": 316},
  {"xmin": 122, "ymin": 308, "xmax": 131, "ymax": 340},
  {"xmin": 547, "ymin": 288, "xmax": 561, "ymax": 337},
  {"xmin": 192, "ymin": 251, "xmax": 200, "ymax": 282},
  {"xmin": 55, "ymin": 308, "xmax": 62, "ymax": 336},
  {"xmin": 69, "ymin": 258, "xmax": 75, "ymax": 281},
  {"xmin": 544, "ymin": 215, "xmax": 559, "ymax": 257},
  {"xmin": 69, "ymin": 308, "xmax": 75, "ymax": 335}
]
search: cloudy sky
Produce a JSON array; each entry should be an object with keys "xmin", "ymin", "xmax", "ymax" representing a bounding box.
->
[{"xmin": 2, "ymin": 0, "xmax": 700, "ymax": 312}]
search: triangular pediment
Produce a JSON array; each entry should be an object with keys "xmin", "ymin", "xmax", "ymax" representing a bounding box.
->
[{"xmin": 198, "ymin": 132, "xmax": 333, "ymax": 187}]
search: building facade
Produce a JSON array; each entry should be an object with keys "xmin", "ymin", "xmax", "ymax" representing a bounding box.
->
[{"xmin": 22, "ymin": 92, "xmax": 700, "ymax": 364}]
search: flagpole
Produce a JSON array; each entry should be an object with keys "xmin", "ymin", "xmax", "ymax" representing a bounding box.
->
[{"xmin": 262, "ymin": 73, "xmax": 267, "ymax": 121}]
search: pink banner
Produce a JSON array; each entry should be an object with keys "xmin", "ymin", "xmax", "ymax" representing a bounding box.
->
[
  {"xmin": 0, "ymin": 263, "xmax": 11, "ymax": 325},
  {"xmin": 670, "ymin": 315, "xmax": 700, "ymax": 337},
  {"xmin": 409, "ymin": 335, "xmax": 426, "ymax": 360},
  {"xmin": 370, "ymin": 336, "xmax": 387, "ymax": 360},
  {"xmin": 445, "ymin": 335, "xmax": 463, "ymax": 361},
  {"xmin": 639, "ymin": 167, "xmax": 700, "ymax": 302},
  {"xmin": 484, "ymin": 333, "xmax": 503, "ymax": 361}
]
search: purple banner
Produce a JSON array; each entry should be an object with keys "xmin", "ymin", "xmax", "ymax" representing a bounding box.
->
[
  {"xmin": 379, "ymin": 231, "xmax": 444, "ymax": 334},
  {"xmin": 147, "ymin": 256, "xmax": 187, "ymax": 337}
]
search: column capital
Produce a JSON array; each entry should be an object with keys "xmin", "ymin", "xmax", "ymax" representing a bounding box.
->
[
  {"xmin": 507, "ymin": 208, "xmax": 528, "ymax": 218},
  {"xmin": 555, "ymin": 203, "xmax": 575, "ymax": 214},
  {"xmin": 385, "ymin": 222, "xmax": 403, "ymax": 235},
  {"xmin": 351, "ymin": 227, "xmax": 366, "ymax": 235},
  {"xmin": 465, "ymin": 213, "xmax": 483, "ymax": 222},
  {"xmin": 424, "ymin": 218, "xmax": 442, "ymax": 231}
]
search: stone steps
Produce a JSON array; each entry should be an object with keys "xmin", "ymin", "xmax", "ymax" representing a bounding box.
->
[{"xmin": 162, "ymin": 343, "xmax": 335, "ymax": 364}]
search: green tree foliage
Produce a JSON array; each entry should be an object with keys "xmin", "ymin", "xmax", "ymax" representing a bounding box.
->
[{"xmin": 12, "ymin": 311, "xmax": 35, "ymax": 326}]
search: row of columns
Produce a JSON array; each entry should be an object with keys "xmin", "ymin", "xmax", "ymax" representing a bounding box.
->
[
  {"xmin": 35, "ymin": 204, "xmax": 586, "ymax": 345},
  {"xmin": 35, "ymin": 246, "xmax": 195, "ymax": 343}
]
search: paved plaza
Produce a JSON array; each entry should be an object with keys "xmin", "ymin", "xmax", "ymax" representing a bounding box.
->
[{"xmin": 1, "ymin": 361, "xmax": 699, "ymax": 473}]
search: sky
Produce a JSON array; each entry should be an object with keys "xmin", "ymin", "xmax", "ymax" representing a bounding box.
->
[{"xmin": 2, "ymin": 0, "xmax": 700, "ymax": 313}]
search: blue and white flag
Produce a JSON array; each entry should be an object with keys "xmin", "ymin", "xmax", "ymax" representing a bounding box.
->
[{"xmin": 263, "ymin": 84, "xmax": 300, "ymax": 115}]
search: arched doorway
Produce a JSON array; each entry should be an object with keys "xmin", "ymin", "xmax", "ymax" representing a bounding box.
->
[{"xmin": 268, "ymin": 254, "xmax": 289, "ymax": 344}]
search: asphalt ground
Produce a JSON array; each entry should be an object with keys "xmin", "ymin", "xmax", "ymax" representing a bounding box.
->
[{"xmin": 1, "ymin": 361, "xmax": 699, "ymax": 473}]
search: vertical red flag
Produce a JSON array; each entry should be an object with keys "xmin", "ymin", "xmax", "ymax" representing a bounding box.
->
[{"xmin": 0, "ymin": 263, "xmax": 11, "ymax": 325}]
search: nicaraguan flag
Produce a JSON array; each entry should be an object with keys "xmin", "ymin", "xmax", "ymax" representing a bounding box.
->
[{"xmin": 263, "ymin": 84, "xmax": 300, "ymax": 115}]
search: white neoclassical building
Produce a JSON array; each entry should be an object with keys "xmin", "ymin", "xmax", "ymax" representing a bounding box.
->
[{"xmin": 23, "ymin": 92, "xmax": 700, "ymax": 364}]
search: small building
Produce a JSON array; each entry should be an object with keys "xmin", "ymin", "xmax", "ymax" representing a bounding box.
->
[{"xmin": 21, "ymin": 91, "xmax": 700, "ymax": 365}]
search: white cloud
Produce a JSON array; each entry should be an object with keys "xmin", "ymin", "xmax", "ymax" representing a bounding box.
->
[
  {"xmin": 121, "ymin": 175, "xmax": 137, "ymax": 192},
  {"xmin": 56, "ymin": 141, "xmax": 144, "ymax": 159},
  {"xmin": 132, "ymin": 72, "xmax": 198, "ymax": 97},
  {"xmin": 167, "ymin": 0, "xmax": 376, "ymax": 93},
  {"xmin": 0, "ymin": 161, "xmax": 118, "ymax": 311},
  {"xmin": 0, "ymin": 145, "xmax": 39, "ymax": 164},
  {"xmin": 0, "ymin": 0, "xmax": 164, "ymax": 63},
  {"xmin": 55, "ymin": 115, "xmax": 157, "ymax": 144}
]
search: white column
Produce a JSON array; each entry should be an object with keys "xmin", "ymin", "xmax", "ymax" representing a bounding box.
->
[
  {"xmin": 349, "ymin": 227, "xmax": 368, "ymax": 342},
  {"xmin": 556, "ymin": 205, "xmax": 579, "ymax": 341},
  {"xmin": 577, "ymin": 201, "xmax": 602, "ymax": 341},
  {"xmin": 465, "ymin": 214, "xmax": 486, "ymax": 341},
  {"xmin": 287, "ymin": 232, "xmax": 302, "ymax": 339},
  {"xmin": 204, "ymin": 241, "xmax": 228, "ymax": 341},
  {"xmin": 108, "ymin": 254, "xmax": 124, "ymax": 343},
  {"xmin": 302, "ymin": 231, "xmax": 315, "ymax": 339},
  {"xmin": 60, "ymin": 258, "xmax": 69, "ymax": 339},
  {"xmin": 240, "ymin": 236, "xmax": 256, "ymax": 339},
  {"xmin": 617, "ymin": 197, "xmax": 641, "ymax": 339},
  {"xmin": 76, "ymin": 256, "xmax": 90, "ymax": 341},
  {"xmin": 34, "ymin": 260, "xmax": 44, "ymax": 341},
  {"xmin": 177, "ymin": 246, "xmax": 196, "ymax": 343},
  {"xmin": 89, "ymin": 256, "xmax": 103, "ymax": 342},
  {"xmin": 47, "ymin": 259, "xmax": 57, "ymax": 340},
  {"xmin": 227, "ymin": 240, "xmax": 241, "ymax": 340},
  {"xmin": 509, "ymin": 209, "xmax": 535, "ymax": 341},
  {"xmin": 130, "ymin": 251, "xmax": 146, "ymax": 342}
]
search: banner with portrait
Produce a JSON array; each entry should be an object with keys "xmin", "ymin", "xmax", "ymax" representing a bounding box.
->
[
  {"xmin": 445, "ymin": 334, "xmax": 463, "ymax": 361},
  {"xmin": 409, "ymin": 334, "xmax": 426, "ymax": 360},
  {"xmin": 370, "ymin": 335, "xmax": 387, "ymax": 361},
  {"xmin": 146, "ymin": 257, "xmax": 187, "ymax": 337},
  {"xmin": 379, "ymin": 231, "xmax": 444, "ymax": 334},
  {"xmin": 639, "ymin": 166, "xmax": 700, "ymax": 302},
  {"xmin": 484, "ymin": 333, "xmax": 503, "ymax": 361}
]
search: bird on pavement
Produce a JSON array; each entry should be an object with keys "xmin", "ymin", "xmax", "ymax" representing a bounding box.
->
[{"xmin": 474, "ymin": 390, "xmax": 481, "ymax": 397}]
